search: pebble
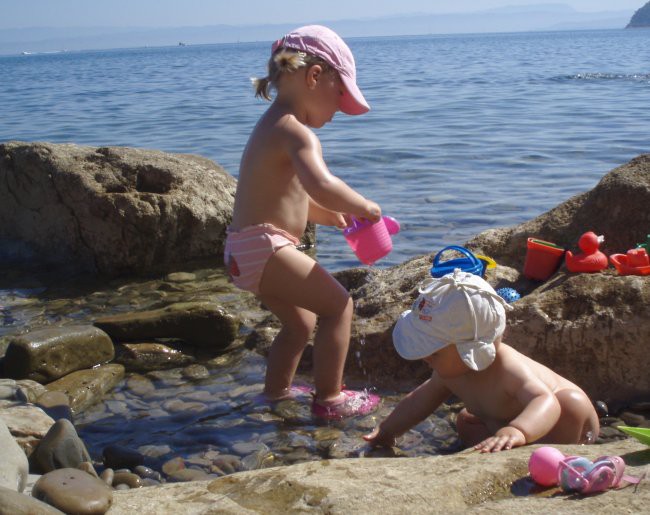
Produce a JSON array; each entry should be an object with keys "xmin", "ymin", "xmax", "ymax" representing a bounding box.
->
[
  {"xmin": 99, "ymin": 468, "xmax": 114, "ymax": 487},
  {"xmin": 181, "ymin": 364, "xmax": 210, "ymax": 380},
  {"xmin": 78, "ymin": 462, "xmax": 98, "ymax": 478},
  {"xmin": 167, "ymin": 468, "xmax": 213, "ymax": 482},
  {"xmin": 112, "ymin": 471, "xmax": 142, "ymax": 489},
  {"xmin": 619, "ymin": 411, "xmax": 646, "ymax": 426},
  {"xmin": 32, "ymin": 468, "xmax": 113, "ymax": 515},
  {"xmin": 31, "ymin": 419, "xmax": 92, "ymax": 474},
  {"xmin": 133, "ymin": 465, "xmax": 162, "ymax": 481},
  {"xmin": 102, "ymin": 444, "xmax": 144, "ymax": 470},
  {"xmin": 161, "ymin": 457, "xmax": 185, "ymax": 476}
]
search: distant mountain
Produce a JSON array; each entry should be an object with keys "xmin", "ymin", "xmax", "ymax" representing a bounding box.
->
[
  {"xmin": 0, "ymin": 4, "xmax": 635, "ymax": 56},
  {"xmin": 626, "ymin": 1, "xmax": 650, "ymax": 28}
]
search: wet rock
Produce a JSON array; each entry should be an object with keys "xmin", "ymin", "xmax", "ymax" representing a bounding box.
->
[
  {"xmin": 161, "ymin": 457, "xmax": 185, "ymax": 476},
  {"xmin": 3, "ymin": 326, "xmax": 114, "ymax": 383},
  {"xmin": 167, "ymin": 469, "xmax": 213, "ymax": 482},
  {"xmin": 78, "ymin": 462, "xmax": 98, "ymax": 478},
  {"xmin": 0, "ymin": 142, "xmax": 237, "ymax": 276},
  {"xmin": 0, "ymin": 400, "xmax": 55, "ymax": 455},
  {"xmin": 99, "ymin": 468, "xmax": 114, "ymax": 487},
  {"xmin": 181, "ymin": 364, "xmax": 210, "ymax": 380},
  {"xmin": 137, "ymin": 444, "xmax": 172, "ymax": 459},
  {"xmin": 102, "ymin": 445, "xmax": 145, "ymax": 470},
  {"xmin": 0, "ymin": 485, "xmax": 64, "ymax": 515},
  {"xmin": 115, "ymin": 342, "xmax": 195, "ymax": 372},
  {"xmin": 94, "ymin": 302, "xmax": 239, "ymax": 348},
  {"xmin": 31, "ymin": 419, "xmax": 92, "ymax": 474},
  {"xmin": 112, "ymin": 471, "xmax": 142, "ymax": 489},
  {"xmin": 14, "ymin": 379, "xmax": 47, "ymax": 403},
  {"xmin": 619, "ymin": 410, "xmax": 646, "ymax": 426},
  {"xmin": 0, "ymin": 378, "xmax": 17, "ymax": 400},
  {"xmin": 32, "ymin": 468, "xmax": 113, "ymax": 514},
  {"xmin": 0, "ymin": 418, "xmax": 28, "ymax": 492},
  {"xmin": 124, "ymin": 373, "xmax": 156, "ymax": 396},
  {"xmin": 45, "ymin": 364, "xmax": 125, "ymax": 414},
  {"xmin": 34, "ymin": 391, "xmax": 73, "ymax": 423},
  {"xmin": 165, "ymin": 272, "xmax": 197, "ymax": 282},
  {"xmin": 133, "ymin": 465, "xmax": 162, "ymax": 482},
  {"xmin": 209, "ymin": 455, "xmax": 242, "ymax": 475}
]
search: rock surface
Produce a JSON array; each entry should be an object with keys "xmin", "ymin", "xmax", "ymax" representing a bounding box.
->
[
  {"xmin": 0, "ymin": 141, "xmax": 237, "ymax": 275},
  {"xmin": 0, "ymin": 400, "xmax": 55, "ymax": 455},
  {"xmin": 94, "ymin": 301, "xmax": 239, "ymax": 348},
  {"xmin": 0, "ymin": 417, "xmax": 28, "ymax": 492},
  {"xmin": 3, "ymin": 325, "xmax": 114, "ymax": 383},
  {"xmin": 105, "ymin": 439, "xmax": 649, "ymax": 514},
  {"xmin": 32, "ymin": 468, "xmax": 113, "ymax": 515},
  {"xmin": 30, "ymin": 419, "xmax": 92, "ymax": 474},
  {"xmin": 0, "ymin": 485, "xmax": 64, "ymax": 515},
  {"xmin": 45, "ymin": 364, "xmax": 125, "ymax": 414}
]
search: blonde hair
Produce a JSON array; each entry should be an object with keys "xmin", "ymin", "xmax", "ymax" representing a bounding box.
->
[{"xmin": 252, "ymin": 48, "xmax": 332, "ymax": 101}]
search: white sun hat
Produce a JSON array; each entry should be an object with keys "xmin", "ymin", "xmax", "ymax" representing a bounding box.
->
[{"xmin": 392, "ymin": 269, "xmax": 512, "ymax": 371}]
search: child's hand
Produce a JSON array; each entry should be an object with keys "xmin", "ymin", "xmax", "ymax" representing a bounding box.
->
[
  {"xmin": 359, "ymin": 200, "xmax": 381, "ymax": 223},
  {"xmin": 363, "ymin": 426, "xmax": 397, "ymax": 447},
  {"xmin": 474, "ymin": 426, "xmax": 526, "ymax": 453}
]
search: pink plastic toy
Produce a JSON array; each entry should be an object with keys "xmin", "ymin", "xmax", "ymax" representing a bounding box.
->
[
  {"xmin": 565, "ymin": 231, "xmax": 608, "ymax": 273},
  {"xmin": 343, "ymin": 216, "xmax": 400, "ymax": 265},
  {"xmin": 528, "ymin": 446, "xmax": 566, "ymax": 486},
  {"xmin": 610, "ymin": 247, "xmax": 650, "ymax": 275}
]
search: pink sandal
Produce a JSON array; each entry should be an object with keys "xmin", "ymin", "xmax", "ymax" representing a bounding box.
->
[{"xmin": 312, "ymin": 389, "xmax": 380, "ymax": 420}]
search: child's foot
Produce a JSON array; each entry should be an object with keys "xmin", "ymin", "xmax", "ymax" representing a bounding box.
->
[
  {"xmin": 312, "ymin": 390, "xmax": 380, "ymax": 420},
  {"xmin": 260, "ymin": 384, "xmax": 313, "ymax": 403}
]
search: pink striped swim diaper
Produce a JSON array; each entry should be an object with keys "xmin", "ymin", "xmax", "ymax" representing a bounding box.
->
[{"xmin": 224, "ymin": 223, "xmax": 301, "ymax": 295}]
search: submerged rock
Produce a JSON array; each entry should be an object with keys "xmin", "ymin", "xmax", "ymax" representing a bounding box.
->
[
  {"xmin": 3, "ymin": 326, "xmax": 114, "ymax": 383},
  {"xmin": 94, "ymin": 301, "xmax": 239, "ymax": 348}
]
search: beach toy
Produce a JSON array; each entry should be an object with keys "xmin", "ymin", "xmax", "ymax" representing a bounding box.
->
[
  {"xmin": 523, "ymin": 238, "xmax": 565, "ymax": 281},
  {"xmin": 558, "ymin": 455, "xmax": 641, "ymax": 494},
  {"xmin": 430, "ymin": 246, "xmax": 484, "ymax": 278},
  {"xmin": 343, "ymin": 216, "xmax": 400, "ymax": 265},
  {"xmin": 528, "ymin": 446, "xmax": 566, "ymax": 486},
  {"xmin": 475, "ymin": 254, "xmax": 497, "ymax": 273},
  {"xmin": 616, "ymin": 425, "xmax": 650, "ymax": 446},
  {"xmin": 496, "ymin": 287, "xmax": 520, "ymax": 303},
  {"xmin": 565, "ymin": 231, "xmax": 608, "ymax": 273},
  {"xmin": 529, "ymin": 447, "xmax": 642, "ymax": 493},
  {"xmin": 610, "ymin": 247, "xmax": 650, "ymax": 276}
]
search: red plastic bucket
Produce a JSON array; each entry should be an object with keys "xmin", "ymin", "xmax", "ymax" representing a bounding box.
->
[{"xmin": 524, "ymin": 238, "xmax": 565, "ymax": 281}]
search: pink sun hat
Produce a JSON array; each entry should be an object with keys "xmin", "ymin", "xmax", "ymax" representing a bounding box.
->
[{"xmin": 271, "ymin": 25, "xmax": 370, "ymax": 115}]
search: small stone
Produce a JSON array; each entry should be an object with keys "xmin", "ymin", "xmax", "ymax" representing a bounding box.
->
[
  {"xmin": 209, "ymin": 455, "xmax": 242, "ymax": 475},
  {"xmin": 165, "ymin": 272, "xmax": 197, "ymax": 282},
  {"xmin": 161, "ymin": 457, "xmax": 185, "ymax": 476},
  {"xmin": 594, "ymin": 400, "xmax": 608, "ymax": 417},
  {"xmin": 32, "ymin": 468, "xmax": 113, "ymax": 515},
  {"xmin": 141, "ymin": 478, "xmax": 161, "ymax": 487},
  {"xmin": 181, "ymin": 364, "xmax": 210, "ymax": 380},
  {"xmin": 102, "ymin": 444, "xmax": 144, "ymax": 470},
  {"xmin": 78, "ymin": 462, "xmax": 98, "ymax": 478},
  {"xmin": 112, "ymin": 471, "xmax": 142, "ymax": 489},
  {"xmin": 620, "ymin": 411, "xmax": 646, "ymax": 426},
  {"xmin": 133, "ymin": 465, "xmax": 162, "ymax": 481},
  {"xmin": 167, "ymin": 468, "xmax": 212, "ymax": 482},
  {"xmin": 31, "ymin": 419, "xmax": 92, "ymax": 474},
  {"xmin": 99, "ymin": 468, "xmax": 114, "ymax": 487}
]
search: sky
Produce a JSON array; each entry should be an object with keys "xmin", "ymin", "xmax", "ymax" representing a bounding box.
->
[{"xmin": 0, "ymin": 0, "xmax": 644, "ymax": 29}]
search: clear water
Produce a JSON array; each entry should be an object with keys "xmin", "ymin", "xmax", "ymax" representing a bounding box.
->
[{"xmin": 1, "ymin": 29, "xmax": 649, "ymax": 270}]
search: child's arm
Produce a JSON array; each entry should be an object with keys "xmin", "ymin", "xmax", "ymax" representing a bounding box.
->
[
  {"xmin": 289, "ymin": 127, "xmax": 380, "ymax": 222},
  {"xmin": 364, "ymin": 374, "xmax": 451, "ymax": 447},
  {"xmin": 475, "ymin": 377, "xmax": 561, "ymax": 453},
  {"xmin": 307, "ymin": 197, "xmax": 347, "ymax": 228}
]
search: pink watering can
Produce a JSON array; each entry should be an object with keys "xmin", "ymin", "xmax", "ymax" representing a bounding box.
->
[{"xmin": 343, "ymin": 216, "xmax": 400, "ymax": 265}]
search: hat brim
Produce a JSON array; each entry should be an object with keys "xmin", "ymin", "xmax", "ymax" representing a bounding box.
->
[
  {"xmin": 339, "ymin": 74, "xmax": 369, "ymax": 115},
  {"xmin": 392, "ymin": 310, "xmax": 447, "ymax": 360}
]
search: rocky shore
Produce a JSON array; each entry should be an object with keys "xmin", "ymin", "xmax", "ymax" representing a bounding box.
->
[{"xmin": 1, "ymin": 142, "xmax": 649, "ymax": 513}]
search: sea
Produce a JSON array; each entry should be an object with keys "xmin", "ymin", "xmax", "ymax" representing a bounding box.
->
[{"xmin": 1, "ymin": 28, "xmax": 649, "ymax": 270}]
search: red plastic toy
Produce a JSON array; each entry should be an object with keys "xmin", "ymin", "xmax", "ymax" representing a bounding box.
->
[
  {"xmin": 610, "ymin": 247, "xmax": 650, "ymax": 276},
  {"xmin": 565, "ymin": 231, "xmax": 608, "ymax": 273}
]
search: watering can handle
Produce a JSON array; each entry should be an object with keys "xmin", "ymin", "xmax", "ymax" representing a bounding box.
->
[{"xmin": 433, "ymin": 246, "xmax": 481, "ymax": 267}]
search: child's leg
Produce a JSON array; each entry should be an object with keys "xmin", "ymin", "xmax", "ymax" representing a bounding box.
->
[
  {"xmin": 259, "ymin": 245, "xmax": 352, "ymax": 403},
  {"xmin": 456, "ymin": 408, "xmax": 492, "ymax": 448},
  {"xmin": 257, "ymin": 295, "xmax": 317, "ymax": 399},
  {"xmin": 541, "ymin": 388, "xmax": 600, "ymax": 444}
]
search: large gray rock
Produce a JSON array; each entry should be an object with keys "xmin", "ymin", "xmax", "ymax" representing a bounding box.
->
[
  {"xmin": 0, "ymin": 141, "xmax": 237, "ymax": 275},
  {"xmin": 31, "ymin": 419, "xmax": 92, "ymax": 474},
  {"xmin": 94, "ymin": 302, "xmax": 239, "ymax": 348},
  {"xmin": 3, "ymin": 326, "xmax": 114, "ymax": 383},
  {"xmin": 0, "ymin": 485, "xmax": 64, "ymax": 515},
  {"xmin": 0, "ymin": 418, "xmax": 28, "ymax": 492},
  {"xmin": 105, "ymin": 439, "xmax": 649, "ymax": 514},
  {"xmin": 45, "ymin": 364, "xmax": 125, "ymax": 414}
]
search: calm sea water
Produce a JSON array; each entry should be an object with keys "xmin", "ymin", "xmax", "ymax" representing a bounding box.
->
[{"xmin": 1, "ymin": 29, "xmax": 649, "ymax": 270}]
